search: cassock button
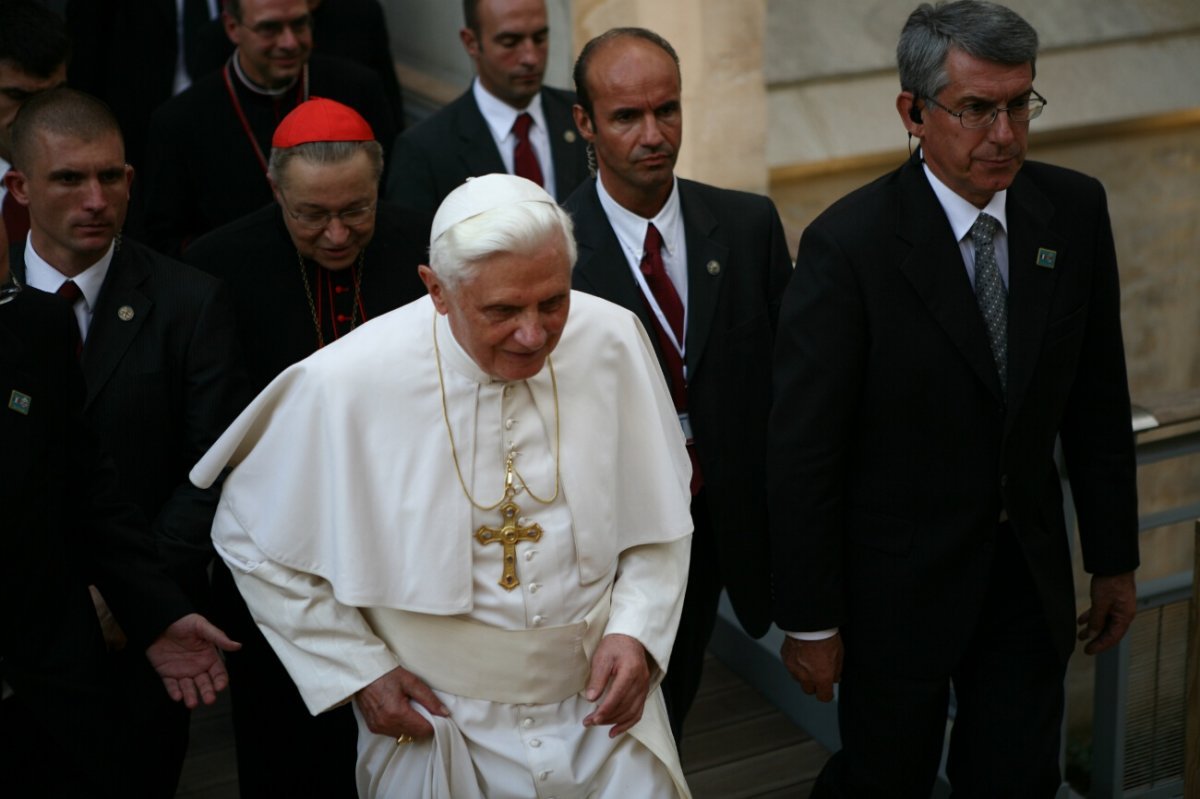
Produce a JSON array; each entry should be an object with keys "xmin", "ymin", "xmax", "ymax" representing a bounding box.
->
[
  {"xmin": 336, "ymin": 314, "xmax": 350, "ymax": 322},
  {"xmin": 529, "ymin": 738, "xmax": 542, "ymax": 748},
  {"xmin": 522, "ymin": 717, "xmax": 535, "ymax": 728},
  {"xmin": 117, "ymin": 305, "xmax": 135, "ymax": 321},
  {"xmin": 528, "ymin": 582, "xmax": 540, "ymax": 594},
  {"xmin": 532, "ymin": 615, "xmax": 544, "ymax": 626},
  {"xmin": 706, "ymin": 260, "xmax": 721, "ymax": 276},
  {"xmin": 505, "ymin": 419, "xmax": 514, "ymax": 430}
]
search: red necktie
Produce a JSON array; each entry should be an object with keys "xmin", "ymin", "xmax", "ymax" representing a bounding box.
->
[
  {"xmin": 641, "ymin": 224, "xmax": 684, "ymax": 344},
  {"xmin": 56, "ymin": 280, "xmax": 84, "ymax": 358},
  {"xmin": 3, "ymin": 190, "xmax": 30, "ymax": 244},
  {"xmin": 512, "ymin": 113, "xmax": 544, "ymax": 187},
  {"xmin": 639, "ymin": 224, "xmax": 702, "ymax": 494}
]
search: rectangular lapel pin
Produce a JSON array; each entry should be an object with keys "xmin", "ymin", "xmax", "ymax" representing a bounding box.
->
[
  {"xmin": 1036, "ymin": 248, "xmax": 1057, "ymax": 269},
  {"xmin": 8, "ymin": 389, "xmax": 32, "ymax": 415}
]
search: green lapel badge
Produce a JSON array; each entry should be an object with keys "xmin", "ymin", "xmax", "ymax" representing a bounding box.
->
[
  {"xmin": 1036, "ymin": 248, "xmax": 1057, "ymax": 269},
  {"xmin": 8, "ymin": 389, "xmax": 32, "ymax": 415}
]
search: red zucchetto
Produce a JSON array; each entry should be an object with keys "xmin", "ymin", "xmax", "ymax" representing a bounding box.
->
[{"xmin": 272, "ymin": 97, "xmax": 375, "ymax": 148}]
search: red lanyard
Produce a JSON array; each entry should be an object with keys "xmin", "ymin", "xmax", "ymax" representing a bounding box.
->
[{"xmin": 222, "ymin": 59, "xmax": 310, "ymax": 177}]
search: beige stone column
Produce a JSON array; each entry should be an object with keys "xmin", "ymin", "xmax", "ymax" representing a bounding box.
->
[{"xmin": 571, "ymin": 0, "xmax": 769, "ymax": 194}]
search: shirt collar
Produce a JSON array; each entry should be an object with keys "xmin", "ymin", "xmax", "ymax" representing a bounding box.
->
[
  {"xmin": 922, "ymin": 159, "xmax": 1007, "ymax": 242},
  {"xmin": 0, "ymin": 155, "xmax": 10, "ymax": 207},
  {"xmin": 23, "ymin": 237, "xmax": 116, "ymax": 310},
  {"xmin": 472, "ymin": 77, "xmax": 547, "ymax": 146},
  {"xmin": 594, "ymin": 172, "xmax": 683, "ymax": 264}
]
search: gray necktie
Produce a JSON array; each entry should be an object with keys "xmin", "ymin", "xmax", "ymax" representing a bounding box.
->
[{"xmin": 971, "ymin": 212, "xmax": 1007, "ymax": 391}]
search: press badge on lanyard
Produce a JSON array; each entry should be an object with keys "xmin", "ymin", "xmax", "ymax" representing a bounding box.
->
[{"xmin": 678, "ymin": 412, "xmax": 694, "ymax": 445}]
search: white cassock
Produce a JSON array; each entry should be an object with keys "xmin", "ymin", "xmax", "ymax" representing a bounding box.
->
[{"xmin": 192, "ymin": 292, "xmax": 694, "ymax": 798}]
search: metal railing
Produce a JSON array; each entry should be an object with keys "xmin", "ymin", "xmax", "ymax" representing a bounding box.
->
[{"xmin": 710, "ymin": 390, "xmax": 1199, "ymax": 798}]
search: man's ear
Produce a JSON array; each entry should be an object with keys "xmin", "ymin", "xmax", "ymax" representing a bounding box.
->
[
  {"xmin": 4, "ymin": 169, "xmax": 30, "ymax": 207},
  {"xmin": 460, "ymin": 27, "xmax": 480, "ymax": 60},
  {"xmin": 897, "ymin": 92, "xmax": 924, "ymax": 137},
  {"xmin": 223, "ymin": 11, "xmax": 240, "ymax": 45},
  {"xmin": 418, "ymin": 264, "xmax": 449, "ymax": 313},
  {"xmin": 572, "ymin": 105, "xmax": 594, "ymax": 143}
]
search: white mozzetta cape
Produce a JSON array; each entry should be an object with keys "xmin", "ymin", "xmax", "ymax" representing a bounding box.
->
[{"xmin": 192, "ymin": 292, "xmax": 693, "ymax": 612}]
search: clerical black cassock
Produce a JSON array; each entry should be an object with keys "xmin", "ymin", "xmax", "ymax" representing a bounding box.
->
[
  {"xmin": 142, "ymin": 54, "xmax": 395, "ymax": 256},
  {"xmin": 185, "ymin": 201, "xmax": 429, "ymax": 394}
]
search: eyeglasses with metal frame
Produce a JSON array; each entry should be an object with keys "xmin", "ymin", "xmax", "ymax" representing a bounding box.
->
[
  {"xmin": 279, "ymin": 195, "xmax": 377, "ymax": 230},
  {"xmin": 922, "ymin": 89, "xmax": 1047, "ymax": 129}
]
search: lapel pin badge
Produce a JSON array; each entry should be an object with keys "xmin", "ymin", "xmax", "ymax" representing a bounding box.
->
[
  {"xmin": 563, "ymin": 130, "xmax": 576, "ymax": 143},
  {"xmin": 706, "ymin": 260, "xmax": 721, "ymax": 276},
  {"xmin": 118, "ymin": 305, "xmax": 135, "ymax": 321},
  {"xmin": 8, "ymin": 389, "xmax": 32, "ymax": 415},
  {"xmin": 1036, "ymin": 248, "xmax": 1057, "ymax": 269}
]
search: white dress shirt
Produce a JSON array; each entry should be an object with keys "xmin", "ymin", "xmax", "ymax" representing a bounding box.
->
[
  {"xmin": 473, "ymin": 78, "xmax": 557, "ymax": 200},
  {"xmin": 23, "ymin": 238, "xmax": 116, "ymax": 341}
]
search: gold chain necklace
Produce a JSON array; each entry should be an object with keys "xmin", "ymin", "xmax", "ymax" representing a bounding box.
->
[
  {"xmin": 298, "ymin": 250, "xmax": 365, "ymax": 349},
  {"xmin": 431, "ymin": 311, "xmax": 561, "ymax": 511}
]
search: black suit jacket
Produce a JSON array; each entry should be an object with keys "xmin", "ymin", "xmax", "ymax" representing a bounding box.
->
[
  {"xmin": 768, "ymin": 153, "xmax": 1139, "ymax": 671},
  {"xmin": 566, "ymin": 177, "xmax": 793, "ymax": 637},
  {"xmin": 1, "ymin": 285, "xmax": 192, "ymax": 793},
  {"xmin": 184, "ymin": 201, "xmax": 430, "ymax": 395},
  {"xmin": 386, "ymin": 85, "xmax": 589, "ymax": 213},
  {"xmin": 142, "ymin": 54, "xmax": 395, "ymax": 255},
  {"xmin": 12, "ymin": 239, "xmax": 247, "ymax": 603}
]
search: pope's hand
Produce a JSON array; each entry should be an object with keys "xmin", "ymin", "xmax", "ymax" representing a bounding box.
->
[
  {"xmin": 582, "ymin": 633, "xmax": 651, "ymax": 737},
  {"xmin": 355, "ymin": 665, "xmax": 449, "ymax": 741},
  {"xmin": 780, "ymin": 634, "xmax": 842, "ymax": 703},
  {"xmin": 145, "ymin": 613, "xmax": 241, "ymax": 709}
]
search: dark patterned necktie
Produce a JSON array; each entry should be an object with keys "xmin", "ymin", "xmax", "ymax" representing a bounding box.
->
[{"xmin": 971, "ymin": 213, "xmax": 1007, "ymax": 391}]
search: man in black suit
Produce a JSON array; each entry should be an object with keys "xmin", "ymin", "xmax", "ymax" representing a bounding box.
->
[
  {"xmin": 769, "ymin": 2, "xmax": 1139, "ymax": 796},
  {"xmin": 0, "ymin": 220, "xmax": 239, "ymax": 798},
  {"xmin": 385, "ymin": 0, "xmax": 589, "ymax": 214},
  {"xmin": 564, "ymin": 27, "xmax": 792, "ymax": 743},
  {"xmin": 5, "ymin": 87, "xmax": 246, "ymax": 798},
  {"xmin": 183, "ymin": 98, "xmax": 428, "ymax": 798},
  {"xmin": 141, "ymin": 0, "xmax": 396, "ymax": 255}
]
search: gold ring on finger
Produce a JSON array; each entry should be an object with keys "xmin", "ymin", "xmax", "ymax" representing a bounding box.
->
[{"xmin": 395, "ymin": 733, "xmax": 415, "ymax": 746}]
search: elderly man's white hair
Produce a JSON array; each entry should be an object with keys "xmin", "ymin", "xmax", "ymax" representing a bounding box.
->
[{"xmin": 428, "ymin": 174, "xmax": 577, "ymax": 287}]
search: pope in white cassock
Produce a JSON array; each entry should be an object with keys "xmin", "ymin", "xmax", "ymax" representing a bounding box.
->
[{"xmin": 191, "ymin": 174, "xmax": 694, "ymax": 798}]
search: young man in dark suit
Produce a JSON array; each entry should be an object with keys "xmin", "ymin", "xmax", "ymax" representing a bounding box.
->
[
  {"xmin": 563, "ymin": 27, "xmax": 793, "ymax": 743},
  {"xmin": 769, "ymin": 2, "xmax": 1139, "ymax": 796},
  {"xmin": 385, "ymin": 0, "xmax": 589, "ymax": 214},
  {"xmin": 5, "ymin": 87, "xmax": 246, "ymax": 798},
  {"xmin": 0, "ymin": 218, "xmax": 239, "ymax": 798}
]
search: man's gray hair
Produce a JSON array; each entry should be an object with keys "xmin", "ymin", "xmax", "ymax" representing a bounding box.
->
[
  {"xmin": 429, "ymin": 200, "xmax": 577, "ymax": 287},
  {"xmin": 897, "ymin": 0, "xmax": 1038, "ymax": 101},
  {"xmin": 267, "ymin": 140, "xmax": 384, "ymax": 190}
]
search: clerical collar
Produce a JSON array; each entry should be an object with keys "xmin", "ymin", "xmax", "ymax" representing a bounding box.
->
[
  {"xmin": 23, "ymin": 236, "xmax": 115, "ymax": 312},
  {"xmin": 473, "ymin": 77, "xmax": 548, "ymax": 151},
  {"xmin": 921, "ymin": 159, "xmax": 1008, "ymax": 242},
  {"xmin": 231, "ymin": 50, "xmax": 298, "ymax": 96}
]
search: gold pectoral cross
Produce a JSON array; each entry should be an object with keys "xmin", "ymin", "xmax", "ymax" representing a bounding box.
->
[{"xmin": 474, "ymin": 458, "xmax": 543, "ymax": 591}]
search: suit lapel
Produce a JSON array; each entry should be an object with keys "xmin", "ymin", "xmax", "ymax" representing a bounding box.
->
[
  {"xmin": 569, "ymin": 180, "xmax": 668, "ymax": 373},
  {"xmin": 543, "ymin": 90, "xmax": 582, "ymax": 202},
  {"xmin": 678, "ymin": 181, "xmax": 727, "ymax": 377},
  {"xmin": 456, "ymin": 92, "xmax": 507, "ymax": 180},
  {"xmin": 82, "ymin": 245, "xmax": 151, "ymax": 409},
  {"xmin": 1003, "ymin": 172, "xmax": 1060, "ymax": 424},
  {"xmin": 894, "ymin": 157, "xmax": 1005, "ymax": 404}
]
